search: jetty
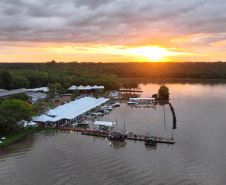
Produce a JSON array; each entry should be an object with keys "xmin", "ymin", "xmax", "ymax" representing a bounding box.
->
[
  {"xmin": 56, "ymin": 127, "xmax": 175, "ymax": 144},
  {"xmin": 81, "ymin": 131, "xmax": 109, "ymax": 137},
  {"xmin": 126, "ymin": 134, "xmax": 175, "ymax": 144}
]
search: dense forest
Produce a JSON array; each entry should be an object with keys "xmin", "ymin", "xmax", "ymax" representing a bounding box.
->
[{"xmin": 1, "ymin": 61, "xmax": 226, "ymax": 91}]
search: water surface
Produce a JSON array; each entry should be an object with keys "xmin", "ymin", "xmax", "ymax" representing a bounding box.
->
[{"xmin": 1, "ymin": 79, "xmax": 226, "ymax": 185}]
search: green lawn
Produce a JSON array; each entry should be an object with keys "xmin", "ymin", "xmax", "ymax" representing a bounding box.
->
[{"xmin": 0, "ymin": 127, "xmax": 54, "ymax": 147}]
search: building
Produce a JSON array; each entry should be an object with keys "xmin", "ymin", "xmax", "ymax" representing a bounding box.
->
[{"xmin": 0, "ymin": 87, "xmax": 48, "ymax": 104}]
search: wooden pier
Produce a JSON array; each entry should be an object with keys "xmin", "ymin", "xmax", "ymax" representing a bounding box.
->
[
  {"xmin": 126, "ymin": 134, "xmax": 175, "ymax": 144},
  {"xmin": 56, "ymin": 127, "xmax": 175, "ymax": 144},
  {"xmin": 81, "ymin": 131, "xmax": 109, "ymax": 137}
]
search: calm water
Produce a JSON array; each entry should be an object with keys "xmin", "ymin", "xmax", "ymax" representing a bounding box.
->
[{"xmin": 1, "ymin": 79, "xmax": 226, "ymax": 185}]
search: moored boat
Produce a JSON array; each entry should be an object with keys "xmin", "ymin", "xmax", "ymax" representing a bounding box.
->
[
  {"xmin": 76, "ymin": 120, "xmax": 90, "ymax": 126},
  {"xmin": 107, "ymin": 128, "xmax": 128, "ymax": 141},
  {"xmin": 127, "ymin": 101, "xmax": 138, "ymax": 105},
  {"xmin": 145, "ymin": 138, "xmax": 157, "ymax": 146}
]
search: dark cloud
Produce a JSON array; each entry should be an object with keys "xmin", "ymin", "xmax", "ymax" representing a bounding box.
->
[{"xmin": 0, "ymin": 0, "xmax": 226, "ymax": 46}]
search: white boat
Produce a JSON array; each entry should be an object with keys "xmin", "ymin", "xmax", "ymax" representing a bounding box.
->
[
  {"xmin": 127, "ymin": 101, "xmax": 138, "ymax": 105},
  {"xmin": 77, "ymin": 120, "xmax": 90, "ymax": 126},
  {"xmin": 101, "ymin": 105, "xmax": 108, "ymax": 109},
  {"xmin": 92, "ymin": 112, "xmax": 104, "ymax": 116},
  {"xmin": 114, "ymin": 102, "xmax": 120, "ymax": 106},
  {"xmin": 98, "ymin": 109, "xmax": 110, "ymax": 114},
  {"xmin": 104, "ymin": 106, "xmax": 113, "ymax": 110},
  {"xmin": 111, "ymin": 102, "xmax": 120, "ymax": 107}
]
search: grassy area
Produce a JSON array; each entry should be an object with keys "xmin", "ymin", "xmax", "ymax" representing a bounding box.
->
[{"xmin": 0, "ymin": 127, "xmax": 54, "ymax": 147}]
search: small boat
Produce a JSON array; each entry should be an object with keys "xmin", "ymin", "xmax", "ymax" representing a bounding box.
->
[
  {"xmin": 145, "ymin": 138, "xmax": 157, "ymax": 146},
  {"xmin": 91, "ymin": 112, "xmax": 103, "ymax": 116},
  {"xmin": 97, "ymin": 109, "xmax": 109, "ymax": 114},
  {"xmin": 111, "ymin": 102, "xmax": 120, "ymax": 107},
  {"xmin": 107, "ymin": 128, "xmax": 128, "ymax": 141},
  {"xmin": 108, "ymin": 133, "xmax": 126, "ymax": 141},
  {"xmin": 104, "ymin": 106, "xmax": 113, "ymax": 111},
  {"xmin": 77, "ymin": 120, "xmax": 90, "ymax": 126},
  {"xmin": 127, "ymin": 101, "xmax": 138, "ymax": 105}
]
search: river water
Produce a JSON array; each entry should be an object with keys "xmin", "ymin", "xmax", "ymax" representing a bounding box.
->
[{"xmin": 1, "ymin": 79, "xmax": 226, "ymax": 185}]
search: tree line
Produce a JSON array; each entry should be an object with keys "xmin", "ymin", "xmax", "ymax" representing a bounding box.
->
[
  {"xmin": 0, "ymin": 63, "xmax": 120, "ymax": 90},
  {"xmin": 1, "ymin": 62, "xmax": 226, "ymax": 83}
]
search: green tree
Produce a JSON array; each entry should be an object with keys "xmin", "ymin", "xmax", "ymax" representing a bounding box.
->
[
  {"xmin": 158, "ymin": 85, "xmax": 170, "ymax": 100},
  {"xmin": 0, "ymin": 99, "xmax": 34, "ymax": 133},
  {"xmin": 152, "ymin": 94, "xmax": 158, "ymax": 99},
  {"xmin": 0, "ymin": 70, "xmax": 12, "ymax": 89},
  {"xmin": 93, "ymin": 89, "xmax": 102, "ymax": 99},
  {"xmin": 0, "ymin": 77, "xmax": 4, "ymax": 89},
  {"xmin": 47, "ymin": 83, "xmax": 56, "ymax": 100},
  {"xmin": 71, "ymin": 89, "xmax": 80, "ymax": 101},
  {"xmin": 9, "ymin": 76, "xmax": 30, "ymax": 89},
  {"xmin": 32, "ymin": 102, "xmax": 49, "ymax": 115},
  {"xmin": 7, "ymin": 93, "xmax": 31, "ymax": 103}
]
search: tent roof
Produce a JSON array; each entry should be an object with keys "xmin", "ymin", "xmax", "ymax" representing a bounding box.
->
[
  {"xmin": 46, "ymin": 109, "xmax": 58, "ymax": 116},
  {"xmin": 30, "ymin": 87, "xmax": 49, "ymax": 92},
  {"xmin": 68, "ymin": 85, "xmax": 105, "ymax": 90},
  {"xmin": 33, "ymin": 115, "xmax": 53, "ymax": 122},
  {"xmin": 68, "ymin": 85, "xmax": 77, "ymax": 90},
  {"xmin": 43, "ymin": 97, "xmax": 109, "ymax": 122},
  {"xmin": 0, "ymin": 88, "xmax": 30, "ymax": 98},
  {"xmin": 27, "ymin": 121, "xmax": 37, "ymax": 126},
  {"xmin": 92, "ymin": 85, "xmax": 104, "ymax": 89}
]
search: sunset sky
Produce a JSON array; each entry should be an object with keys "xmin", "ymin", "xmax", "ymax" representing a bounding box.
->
[{"xmin": 1, "ymin": 0, "xmax": 226, "ymax": 63}]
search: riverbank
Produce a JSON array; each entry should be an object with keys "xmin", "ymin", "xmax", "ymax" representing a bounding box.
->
[{"xmin": 0, "ymin": 127, "xmax": 54, "ymax": 147}]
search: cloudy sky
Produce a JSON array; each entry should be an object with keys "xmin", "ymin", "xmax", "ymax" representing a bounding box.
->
[{"xmin": 1, "ymin": 0, "xmax": 226, "ymax": 62}]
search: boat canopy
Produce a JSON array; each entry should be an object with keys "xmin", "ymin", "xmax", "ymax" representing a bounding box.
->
[{"xmin": 93, "ymin": 121, "xmax": 115, "ymax": 127}]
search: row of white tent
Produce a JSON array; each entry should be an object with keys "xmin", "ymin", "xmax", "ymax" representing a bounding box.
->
[
  {"xmin": 33, "ymin": 97, "xmax": 109, "ymax": 123},
  {"xmin": 68, "ymin": 85, "xmax": 104, "ymax": 91}
]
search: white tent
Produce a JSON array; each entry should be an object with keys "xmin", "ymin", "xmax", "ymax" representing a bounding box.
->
[
  {"xmin": 45, "ymin": 97, "xmax": 109, "ymax": 122},
  {"xmin": 68, "ymin": 85, "xmax": 77, "ymax": 90},
  {"xmin": 91, "ymin": 85, "xmax": 104, "ymax": 90},
  {"xmin": 33, "ymin": 115, "xmax": 53, "ymax": 122},
  {"xmin": 83, "ymin": 85, "xmax": 92, "ymax": 90},
  {"xmin": 46, "ymin": 109, "xmax": 58, "ymax": 116},
  {"xmin": 27, "ymin": 121, "xmax": 37, "ymax": 126}
]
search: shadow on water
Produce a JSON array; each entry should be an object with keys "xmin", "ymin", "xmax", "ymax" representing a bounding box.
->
[{"xmin": 108, "ymin": 141, "xmax": 127, "ymax": 149}]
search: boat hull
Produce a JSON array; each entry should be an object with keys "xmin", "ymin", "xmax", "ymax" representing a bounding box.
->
[{"xmin": 107, "ymin": 137, "xmax": 125, "ymax": 141}]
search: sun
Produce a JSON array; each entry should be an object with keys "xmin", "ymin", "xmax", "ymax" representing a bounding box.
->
[{"xmin": 128, "ymin": 46, "xmax": 175, "ymax": 61}]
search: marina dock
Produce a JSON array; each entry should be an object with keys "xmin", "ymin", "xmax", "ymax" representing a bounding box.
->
[
  {"xmin": 126, "ymin": 134, "xmax": 175, "ymax": 144},
  {"xmin": 57, "ymin": 127, "xmax": 175, "ymax": 144}
]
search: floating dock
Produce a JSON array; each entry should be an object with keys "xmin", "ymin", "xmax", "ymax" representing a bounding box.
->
[
  {"xmin": 126, "ymin": 134, "xmax": 175, "ymax": 144},
  {"xmin": 81, "ymin": 131, "xmax": 109, "ymax": 137},
  {"xmin": 56, "ymin": 127, "xmax": 175, "ymax": 144}
]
